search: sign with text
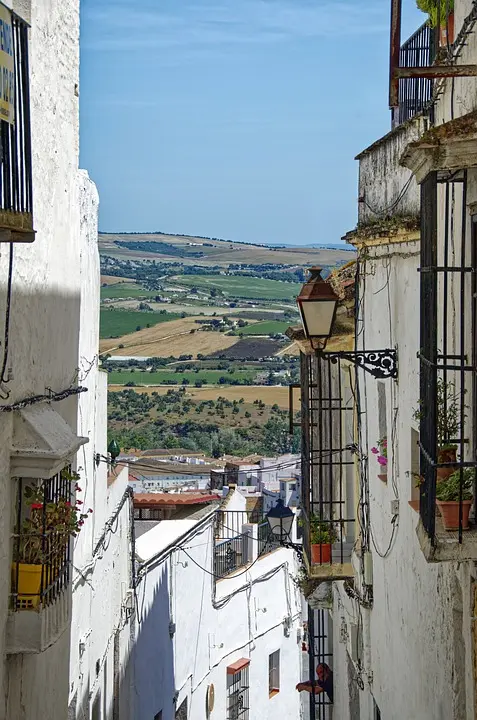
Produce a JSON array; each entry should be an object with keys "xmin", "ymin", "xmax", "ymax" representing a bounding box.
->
[{"xmin": 0, "ymin": 5, "xmax": 14, "ymax": 123}]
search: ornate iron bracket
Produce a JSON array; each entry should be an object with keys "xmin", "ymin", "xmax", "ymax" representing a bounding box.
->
[{"xmin": 324, "ymin": 349, "xmax": 398, "ymax": 379}]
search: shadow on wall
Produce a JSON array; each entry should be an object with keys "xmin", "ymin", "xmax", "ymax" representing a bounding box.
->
[
  {"xmin": 122, "ymin": 564, "xmax": 176, "ymax": 720},
  {"xmin": 3, "ymin": 288, "xmax": 83, "ymax": 720}
]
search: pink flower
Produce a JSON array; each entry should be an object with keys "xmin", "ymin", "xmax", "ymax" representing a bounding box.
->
[
  {"xmin": 65, "ymin": 501, "xmax": 71, "ymax": 507},
  {"xmin": 76, "ymin": 500, "xmax": 83, "ymax": 505},
  {"xmin": 371, "ymin": 447, "xmax": 378, "ymax": 455},
  {"xmin": 88, "ymin": 508, "xmax": 93, "ymax": 513},
  {"xmin": 378, "ymin": 455, "xmax": 388, "ymax": 466}
]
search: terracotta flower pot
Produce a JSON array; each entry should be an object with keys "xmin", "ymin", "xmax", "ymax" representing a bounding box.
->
[
  {"xmin": 436, "ymin": 446, "xmax": 457, "ymax": 482},
  {"xmin": 378, "ymin": 473, "xmax": 388, "ymax": 483},
  {"xmin": 311, "ymin": 543, "xmax": 331, "ymax": 565},
  {"xmin": 436, "ymin": 499, "xmax": 473, "ymax": 530}
]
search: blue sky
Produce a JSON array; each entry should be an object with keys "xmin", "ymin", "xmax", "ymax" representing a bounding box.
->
[{"xmin": 80, "ymin": 0, "xmax": 423, "ymax": 245}]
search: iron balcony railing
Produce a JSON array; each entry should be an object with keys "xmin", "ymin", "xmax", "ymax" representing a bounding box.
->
[
  {"xmin": 0, "ymin": 13, "xmax": 33, "ymax": 239},
  {"xmin": 214, "ymin": 509, "xmax": 280, "ymax": 579},
  {"xmin": 11, "ymin": 470, "xmax": 73, "ymax": 610},
  {"xmin": 419, "ymin": 170, "xmax": 477, "ymax": 543},
  {"xmin": 392, "ymin": 23, "xmax": 436, "ymax": 128},
  {"xmin": 301, "ymin": 352, "xmax": 355, "ymax": 577}
]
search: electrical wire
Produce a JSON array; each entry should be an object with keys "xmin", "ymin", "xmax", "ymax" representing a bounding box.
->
[
  {"xmin": 0, "ymin": 384, "xmax": 88, "ymax": 412},
  {"xmin": 360, "ymin": 176, "xmax": 413, "ymax": 218},
  {"xmin": 0, "ymin": 243, "xmax": 14, "ymax": 392}
]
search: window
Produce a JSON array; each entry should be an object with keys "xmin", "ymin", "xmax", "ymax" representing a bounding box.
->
[
  {"xmin": 175, "ymin": 698, "xmax": 187, "ymax": 720},
  {"xmin": 268, "ymin": 650, "xmax": 280, "ymax": 697},
  {"xmin": 11, "ymin": 467, "xmax": 74, "ymax": 610},
  {"xmin": 154, "ymin": 713, "xmax": 162, "ymax": 720},
  {"xmin": 227, "ymin": 659, "xmax": 250, "ymax": 720}
]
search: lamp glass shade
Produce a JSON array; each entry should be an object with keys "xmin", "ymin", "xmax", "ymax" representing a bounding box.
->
[
  {"xmin": 298, "ymin": 299, "xmax": 337, "ymax": 339},
  {"xmin": 296, "ymin": 267, "xmax": 339, "ymax": 340},
  {"xmin": 266, "ymin": 499, "xmax": 294, "ymax": 541}
]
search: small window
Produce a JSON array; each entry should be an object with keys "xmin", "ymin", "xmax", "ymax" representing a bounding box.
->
[
  {"xmin": 268, "ymin": 650, "xmax": 280, "ymax": 697},
  {"xmin": 227, "ymin": 660, "xmax": 250, "ymax": 720},
  {"xmin": 154, "ymin": 713, "xmax": 163, "ymax": 720}
]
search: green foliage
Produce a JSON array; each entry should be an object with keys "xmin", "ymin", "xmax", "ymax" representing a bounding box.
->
[
  {"xmin": 309, "ymin": 516, "xmax": 337, "ymax": 544},
  {"xmin": 175, "ymin": 273, "xmax": 302, "ymax": 301},
  {"xmin": 436, "ymin": 469, "xmax": 474, "ymax": 501},
  {"xmin": 413, "ymin": 378, "xmax": 466, "ymax": 448},
  {"xmin": 416, "ymin": 0, "xmax": 454, "ymax": 27}
]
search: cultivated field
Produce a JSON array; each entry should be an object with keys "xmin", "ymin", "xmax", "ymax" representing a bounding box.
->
[
  {"xmin": 210, "ymin": 338, "xmax": 283, "ymax": 359},
  {"xmin": 100, "ymin": 309, "xmax": 180, "ymax": 338},
  {"xmin": 108, "ymin": 384, "xmax": 295, "ymax": 408},
  {"xmin": 108, "ymin": 369, "xmax": 256, "ymax": 385},
  {"xmin": 175, "ymin": 273, "xmax": 301, "ymax": 301},
  {"xmin": 240, "ymin": 320, "xmax": 290, "ymax": 336},
  {"xmin": 101, "ymin": 283, "xmax": 157, "ymax": 300},
  {"xmin": 101, "ymin": 275, "xmax": 135, "ymax": 284},
  {"xmin": 99, "ymin": 232, "xmax": 355, "ymax": 267},
  {"xmin": 100, "ymin": 316, "xmax": 240, "ymax": 357}
]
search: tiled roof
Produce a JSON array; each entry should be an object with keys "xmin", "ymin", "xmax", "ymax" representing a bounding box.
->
[{"xmin": 134, "ymin": 492, "xmax": 220, "ymax": 507}]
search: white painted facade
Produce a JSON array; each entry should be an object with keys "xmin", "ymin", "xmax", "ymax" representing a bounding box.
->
[
  {"xmin": 132, "ymin": 510, "xmax": 304, "ymax": 720},
  {"xmin": 325, "ymin": 4, "xmax": 477, "ymax": 719},
  {"xmin": 0, "ymin": 2, "xmax": 133, "ymax": 719}
]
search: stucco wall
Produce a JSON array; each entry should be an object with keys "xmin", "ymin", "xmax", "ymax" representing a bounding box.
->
[
  {"xmin": 356, "ymin": 118, "xmax": 423, "ymax": 226},
  {"xmin": 132, "ymin": 518, "xmax": 303, "ymax": 720},
  {"xmin": 330, "ymin": 241, "xmax": 476, "ymax": 720}
]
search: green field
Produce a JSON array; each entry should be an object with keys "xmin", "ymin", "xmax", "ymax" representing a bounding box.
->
[
  {"xmin": 101, "ymin": 283, "xmax": 155, "ymax": 300},
  {"xmin": 240, "ymin": 321, "xmax": 290, "ymax": 336},
  {"xmin": 175, "ymin": 274, "xmax": 301, "ymax": 301},
  {"xmin": 100, "ymin": 309, "xmax": 180, "ymax": 338},
  {"xmin": 108, "ymin": 369, "xmax": 256, "ymax": 385}
]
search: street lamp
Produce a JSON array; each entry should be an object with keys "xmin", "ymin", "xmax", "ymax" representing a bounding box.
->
[
  {"xmin": 266, "ymin": 498, "xmax": 294, "ymax": 542},
  {"xmin": 296, "ymin": 267, "xmax": 338, "ymax": 349},
  {"xmin": 296, "ymin": 267, "xmax": 398, "ymax": 380}
]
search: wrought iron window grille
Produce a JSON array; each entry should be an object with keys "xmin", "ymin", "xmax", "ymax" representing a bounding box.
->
[{"xmin": 227, "ymin": 664, "xmax": 249, "ymax": 720}]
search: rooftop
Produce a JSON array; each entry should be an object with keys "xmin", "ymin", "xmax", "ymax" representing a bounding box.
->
[{"xmin": 134, "ymin": 492, "xmax": 220, "ymax": 507}]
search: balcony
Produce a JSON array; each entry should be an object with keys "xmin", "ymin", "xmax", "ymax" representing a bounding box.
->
[
  {"xmin": 0, "ymin": 11, "xmax": 34, "ymax": 242},
  {"xmin": 214, "ymin": 509, "xmax": 280, "ymax": 580},
  {"xmin": 300, "ymin": 353, "xmax": 356, "ymax": 581},
  {"xmin": 416, "ymin": 168, "xmax": 477, "ymax": 562},
  {"xmin": 392, "ymin": 22, "xmax": 435, "ymax": 128}
]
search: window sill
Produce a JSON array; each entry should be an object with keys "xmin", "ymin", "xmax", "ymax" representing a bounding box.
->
[{"xmin": 269, "ymin": 690, "xmax": 280, "ymax": 699}]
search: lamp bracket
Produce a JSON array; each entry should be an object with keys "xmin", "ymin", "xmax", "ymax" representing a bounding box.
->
[{"xmin": 325, "ymin": 349, "xmax": 398, "ymax": 380}]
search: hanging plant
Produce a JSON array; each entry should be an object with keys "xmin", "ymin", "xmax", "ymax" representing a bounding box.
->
[{"xmin": 416, "ymin": 0, "xmax": 454, "ymax": 28}]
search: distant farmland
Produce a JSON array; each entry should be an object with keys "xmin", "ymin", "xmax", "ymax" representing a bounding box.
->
[
  {"xmin": 100, "ymin": 283, "xmax": 156, "ymax": 300},
  {"xmin": 108, "ymin": 369, "xmax": 256, "ymax": 385},
  {"xmin": 100, "ymin": 309, "xmax": 180, "ymax": 338},
  {"xmin": 175, "ymin": 274, "xmax": 301, "ymax": 301},
  {"xmin": 240, "ymin": 320, "xmax": 290, "ymax": 336}
]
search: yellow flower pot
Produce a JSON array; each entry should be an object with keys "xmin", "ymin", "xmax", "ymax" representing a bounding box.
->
[{"xmin": 12, "ymin": 563, "xmax": 43, "ymax": 609}]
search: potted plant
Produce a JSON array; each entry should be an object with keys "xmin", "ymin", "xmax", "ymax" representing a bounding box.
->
[
  {"xmin": 12, "ymin": 469, "xmax": 92, "ymax": 609},
  {"xmin": 309, "ymin": 516, "xmax": 336, "ymax": 565},
  {"xmin": 436, "ymin": 468, "xmax": 474, "ymax": 530},
  {"xmin": 413, "ymin": 378, "xmax": 464, "ymax": 482},
  {"xmin": 371, "ymin": 437, "xmax": 388, "ymax": 482},
  {"xmin": 416, "ymin": 0, "xmax": 454, "ymax": 45}
]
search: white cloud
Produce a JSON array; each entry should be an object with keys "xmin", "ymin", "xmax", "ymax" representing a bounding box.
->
[{"xmin": 82, "ymin": 0, "xmax": 388, "ymax": 53}]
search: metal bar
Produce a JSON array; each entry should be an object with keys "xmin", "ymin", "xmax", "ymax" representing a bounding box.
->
[
  {"xmin": 458, "ymin": 172, "xmax": 468, "ymax": 542},
  {"xmin": 396, "ymin": 64, "xmax": 477, "ymax": 78},
  {"xmin": 389, "ymin": 0, "xmax": 402, "ymax": 108}
]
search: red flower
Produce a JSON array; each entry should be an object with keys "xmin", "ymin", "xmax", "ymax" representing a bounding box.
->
[
  {"xmin": 31, "ymin": 503, "xmax": 43, "ymax": 509},
  {"xmin": 88, "ymin": 508, "xmax": 93, "ymax": 513},
  {"xmin": 65, "ymin": 501, "xmax": 71, "ymax": 507},
  {"xmin": 76, "ymin": 500, "xmax": 83, "ymax": 505}
]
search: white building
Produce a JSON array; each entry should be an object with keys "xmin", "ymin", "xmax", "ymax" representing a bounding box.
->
[
  {"xmin": 0, "ymin": 3, "xmax": 133, "ymax": 719},
  {"xmin": 131, "ymin": 500, "xmax": 304, "ymax": 720},
  {"xmin": 298, "ymin": 3, "xmax": 477, "ymax": 719}
]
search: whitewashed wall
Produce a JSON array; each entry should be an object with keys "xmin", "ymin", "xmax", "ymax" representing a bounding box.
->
[
  {"xmin": 133, "ymin": 516, "xmax": 303, "ymax": 720},
  {"xmin": 330, "ymin": 240, "xmax": 476, "ymax": 719}
]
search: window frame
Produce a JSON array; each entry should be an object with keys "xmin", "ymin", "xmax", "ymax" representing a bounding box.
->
[{"xmin": 268, "ymin": 650, "xmax": 280, "ymax": 697}]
